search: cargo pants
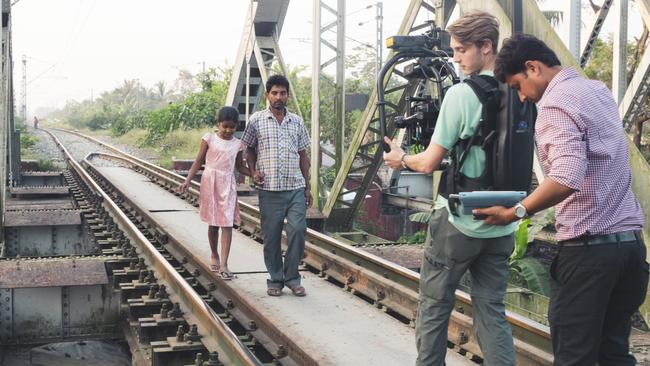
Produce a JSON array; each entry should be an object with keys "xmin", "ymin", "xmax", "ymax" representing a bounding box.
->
[{"xmin": 415, "ymin": 209, "xmax": 515, "ymax": 366}]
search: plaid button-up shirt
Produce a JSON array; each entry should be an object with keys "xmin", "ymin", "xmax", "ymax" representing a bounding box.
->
[
  {"xmin": 241, "ymin": 108, "xmax": 310, "ymax": 191},
  {"xmin": 536, "ymin": 68, "xmax": 644, "ymax": 240}
]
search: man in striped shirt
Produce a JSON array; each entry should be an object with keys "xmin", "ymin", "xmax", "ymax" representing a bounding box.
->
[{"xmin": 475, "ymin": 34, "xmax": 647, "ymax": 365}]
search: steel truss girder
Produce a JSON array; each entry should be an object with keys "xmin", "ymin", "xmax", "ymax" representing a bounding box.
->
[
  {"xmin": 323, "ymin": 0, "xmax": 435, "ymax": 229},
  {"xmin": 620, "ymin": 0, "xmax": 650, "ymax": 131},
  {"xmin": 311, "ymin": 0, "xmax": 346, "ymax": 201},
  {"xmin": 580, "ymin": 0, "xmax": 614, "ymax": 68},
  {"xmin": 225, "ymin": 0, "xmax": 301, "ymax": 129},
  {"xmin": 1, "ymin": 0, "xmax": 12, "ymax": 240}
]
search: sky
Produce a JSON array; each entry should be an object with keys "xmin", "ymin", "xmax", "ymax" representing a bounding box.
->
[{"xmin": 9, "ymin": 0, "xmax": 644, "ymax": 117}]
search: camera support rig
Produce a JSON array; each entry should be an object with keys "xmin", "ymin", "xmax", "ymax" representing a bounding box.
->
[{"xmin": 378, "ymin": 21, "xmax": 459, "ymax": 152}]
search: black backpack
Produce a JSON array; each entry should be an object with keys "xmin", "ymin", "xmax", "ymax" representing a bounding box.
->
[{"xmin": 439, "ymin": 74, "xmax": 536, "ymax": 213}]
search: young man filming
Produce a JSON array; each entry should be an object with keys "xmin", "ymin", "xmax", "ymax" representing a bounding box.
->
[{"xmin": 384, "ymin": 11, "xmax": 516, "ymax": 365}]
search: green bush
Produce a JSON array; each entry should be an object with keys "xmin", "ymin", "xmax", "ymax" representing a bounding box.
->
[
  {"xmin": 320, "ymin": 166, "xmax": 337, "ymax": 188},
  {"xmin": 20, "ymin": 134, "xmax": 38, "ymax": 149},
  {"xmin": 87, "ymin": 113, "xmax": 111, "ymax": 130},
  {"xmin": 112, "ymin": 110, "xmax": 146, "ymax": 136},
  {"xmin": 36, "ymin": 158, "xmax": 55, "ymax": 171},
  {"xmin": 398, "ymin": 231, "xmax": 427, "ymax": 244}
]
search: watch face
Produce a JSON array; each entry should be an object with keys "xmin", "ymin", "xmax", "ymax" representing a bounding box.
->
[{"xmin": 515, "ymin": 205, "xmax": 526, "ymax": 218}]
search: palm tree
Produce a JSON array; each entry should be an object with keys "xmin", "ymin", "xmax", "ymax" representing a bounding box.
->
[{"xmin": 153, "ymin": 80, "xmax": 172, "ymax": 102}]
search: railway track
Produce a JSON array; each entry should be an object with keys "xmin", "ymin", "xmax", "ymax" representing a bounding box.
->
[
  {"xmin": 44, "ymin": 130, "xmax": 295, "ymax": 366},
  {"xmin": 45, "ymin": 128, "xmax": 554, "ymax": 365}
]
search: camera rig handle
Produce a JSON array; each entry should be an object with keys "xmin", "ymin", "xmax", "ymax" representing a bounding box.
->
[{"xmin": 378, "ymin": 49, "xmax": 451, "ymax": 152}]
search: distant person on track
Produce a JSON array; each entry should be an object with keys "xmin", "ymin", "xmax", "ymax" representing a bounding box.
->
[
  {"xmin": 476, "ymin": 33, "xmax": 647, "ymax": 366},
  {"xmin": 383, "ymin": 11, "xmax": 516, "ymax": 365},
  {"xmin": 33, "ymin": 116, "xmax": 39, "ymax": 129},
  {"xmin": 241, "ymin": 74, "xmax": 312, "ymax": 297},
  {"xmin": 177, "ymin": 106, "xmax": 252, "ymax": 280}
]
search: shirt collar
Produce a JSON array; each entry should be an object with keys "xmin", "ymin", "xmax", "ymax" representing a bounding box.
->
[
  {"xmin": 538, "ymin": 67, "xmax": 579, "ymax": 106},
  {"xmin": 264, "ymin": 107, "xmax": 291, "ymax": 123}
]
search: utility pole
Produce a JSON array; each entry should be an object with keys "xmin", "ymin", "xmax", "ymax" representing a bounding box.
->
[
  {"xmin": 569, "ymin": 0, "xmax": 581, "ymax": 61},
  {"xmin": 311, "ymin": 0, "xmax": 346, "ymax": 206},
  {"xmin": 613, "ymin": 0, "xmax": 628, "ymax": 103},
  {"xmin": 376, "ymin": 2, "xmax": 383, "ymax": 74},
  {"xmin": 311, "ymin": 1, "xmax": 321, "ymax": 199},
  {"xmin": 21, "ymin": 54, "xmax": 25, "ymax": 122}
]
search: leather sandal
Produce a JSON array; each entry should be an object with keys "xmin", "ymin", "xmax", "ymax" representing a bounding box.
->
[
  {"xmin": 267, "ymin": 288, "xmax": 282, "ymax": 297},
  {"xmin": 288, "ymin": 285, "xmax": 306, "ymax": 297}
]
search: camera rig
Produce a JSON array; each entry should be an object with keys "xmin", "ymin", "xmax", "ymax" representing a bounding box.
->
[{"xmin": 378, "ymin": 21, "xmax": 459, "ymax": 152}]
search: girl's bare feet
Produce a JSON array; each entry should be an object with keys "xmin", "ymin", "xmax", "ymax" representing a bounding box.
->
[
  {"xmin": 210, "ymin": 255, "xmax": 220, "ymax": 272},
  {"xmin": 219, "ymin": 263, "xmax": 234, "ymax": 280}
]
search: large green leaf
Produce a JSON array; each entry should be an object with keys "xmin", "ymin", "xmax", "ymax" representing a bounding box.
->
[
  {"xmin": 510, "ymin": 257, "xmax": 550, "ymax": 296},
  {"xmin": 409, "ymin": 211, "xmax": 432, "ymax": 224},
  {"xmin": 511, "ymin": 218, "xmax": 531, "ymax": 260}
]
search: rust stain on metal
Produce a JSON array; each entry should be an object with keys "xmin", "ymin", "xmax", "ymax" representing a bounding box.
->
[
  {"xmin": 4, "ymin": 209, "xmax": 82, "ymax": 227},
  {"xmin": 0, "ymin": 258, "xmax": 108, "ymax": 288}
]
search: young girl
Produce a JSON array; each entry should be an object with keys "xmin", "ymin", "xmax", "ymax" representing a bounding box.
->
[{"xmin": 177, "ymin": 106, "xmax": 250, "ymax": 280}]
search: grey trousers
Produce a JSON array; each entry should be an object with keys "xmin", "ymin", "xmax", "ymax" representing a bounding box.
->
[
  {"xmin": 416, "ymin": 209, "xmax": 515, "ymax": 366},
  {"xmin": 259, "ymin": 188, "xmax": 307, "ymax": 289}
]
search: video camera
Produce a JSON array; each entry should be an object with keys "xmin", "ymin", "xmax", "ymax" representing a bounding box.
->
[
  {"xmin": 385, "ymin": 22, "xmax": 452, "ymax": 53},
  {"xmin": 379, "ymin": 21, "xmax": 458, "ymax": 151}
]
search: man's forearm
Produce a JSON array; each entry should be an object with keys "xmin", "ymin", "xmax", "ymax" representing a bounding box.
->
[
  {"xmin": 246, "ymin": 148, "xmax": 258, "ymax": 173},
  {"xmin": 522, "ymin": 179, "xmax": 576, "ymax": 216},
  {"xmin": 403, "ymin": 143, "xmax": 447, "ymax": 174},
  {"xmin": 299, "ymin": 151, "xmax": 310, "ymax": 189},
  {"xmin": 404, "ymin": 151, "xmax": 439, "ymax": 173}
]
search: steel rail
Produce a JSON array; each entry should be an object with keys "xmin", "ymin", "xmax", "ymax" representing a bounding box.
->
[
  {"xmin": 43, "ymin": 129, "xmax": 264, "ymax": 366},
  {"xmin": 58, "ymin": 126, "xmax": 554, "ymax": 365},
  {"xmin": 81, "ymin": 153, "xmax": 317, "ymax": 366}
]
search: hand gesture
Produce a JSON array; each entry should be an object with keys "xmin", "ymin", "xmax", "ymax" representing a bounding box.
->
[
  {"xmin": 382, "ymin": 136, "xmax": 406, "ymax": 170},
  {"xmin": 252, "ymin": 171, "xmax": 265, "ymax": 187},
  {"xmin": 305, "ymin": 189, "xmax": 313, "ymax": 208},
  {"xmin": 176, "ymin": 181, "xmax": 189, "ymax": 194}
]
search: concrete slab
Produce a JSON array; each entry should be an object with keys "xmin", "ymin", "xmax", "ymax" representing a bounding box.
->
[
  {"xmin": 96, "ymin": 166, "xmax": 473, "ymax": 366},
  {"xmin": 0, "ymin": 258, "xmax": 108, "ymax": 288}
]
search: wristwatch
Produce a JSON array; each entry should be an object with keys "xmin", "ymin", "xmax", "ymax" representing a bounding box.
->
[
  {"xmin": 514, "ymin": 202, "xmax": 528, "ymax": 219},
  {"xmin": 400, "ymin": 153, "xmax": 408, "ymax": 170}
]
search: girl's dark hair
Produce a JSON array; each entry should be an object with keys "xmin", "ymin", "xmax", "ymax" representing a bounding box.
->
[
  {"xmin": 217, "ymin": 106, "xmax": 239, "ymax": 124},
  {"xmin": 495, "ymin": 33, "xmax": 561, "ymax": 82}
]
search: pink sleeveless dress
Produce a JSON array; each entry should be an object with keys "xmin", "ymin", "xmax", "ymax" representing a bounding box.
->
[{"xmin": 199, "ymin": 132, "xmax": 243, "ymax": 227}]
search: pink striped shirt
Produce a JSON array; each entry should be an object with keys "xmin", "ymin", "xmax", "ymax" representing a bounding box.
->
[{"xmin": 535, "ymin": 68, "xmax": 644, "ymax": 241}]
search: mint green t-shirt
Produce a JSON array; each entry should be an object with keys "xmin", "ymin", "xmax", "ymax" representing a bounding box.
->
[{"xmin": 431, "ymin": 71, "xmax": 518, "ymax": 238}]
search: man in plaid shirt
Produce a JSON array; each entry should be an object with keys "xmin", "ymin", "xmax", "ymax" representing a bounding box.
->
[
  {"xmin": 476, "ymin": 34, "xmax": 647, "ymax": 365},
  {"xmin": 241, "ymin": 74, "xmax": 312, "ymax": 297}
]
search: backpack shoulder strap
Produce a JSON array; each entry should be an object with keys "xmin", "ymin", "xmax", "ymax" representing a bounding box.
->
[
  {"xmin": 463, "ymin": 74, "xmax": 499, "ymax": 104},
  {"xmin": 454, "ymin": 74, "xmax": 500, "ymax": 171}
]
